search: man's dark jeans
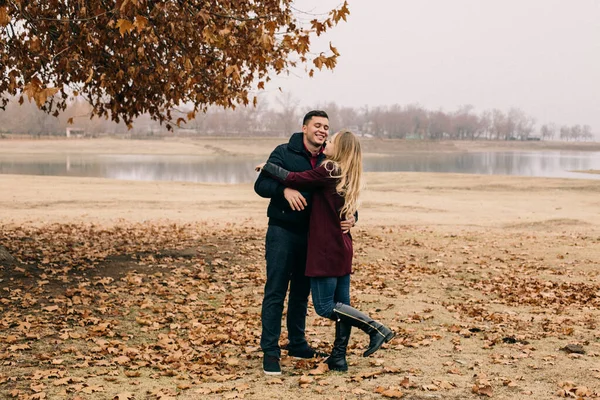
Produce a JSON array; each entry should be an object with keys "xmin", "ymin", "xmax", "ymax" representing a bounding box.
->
[{"xmin": 260, "ymin": 225, "xmax": 311, "ymax": 358}]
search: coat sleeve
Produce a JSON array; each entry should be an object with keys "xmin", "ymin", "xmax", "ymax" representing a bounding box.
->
[
  {"xmin": 262, "ymin": 163, "xmax": 334, "ymax": 190},
  {"xmin": 254, "ymin": 146, "xmax": 286, "ymax": 199}
]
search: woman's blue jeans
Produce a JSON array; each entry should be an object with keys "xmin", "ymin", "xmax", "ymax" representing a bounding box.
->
[{"xmin": 310, "ymin": 274, "xmax": 351, "ymax": 320}]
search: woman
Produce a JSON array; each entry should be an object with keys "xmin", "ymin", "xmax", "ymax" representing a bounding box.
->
[{"xmin": 256, "ymin": 129, "xmax": 395, "ymax": 372}]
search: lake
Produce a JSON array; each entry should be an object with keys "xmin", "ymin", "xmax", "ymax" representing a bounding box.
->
[{"xmin": 1, "ymin": 151, "xmax": 599, "ymax": 183}]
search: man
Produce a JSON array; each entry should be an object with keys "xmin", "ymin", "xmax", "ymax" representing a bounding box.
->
[{"xmin": 254, "ymin": 110, "xmax": 354, "ymax": 375}]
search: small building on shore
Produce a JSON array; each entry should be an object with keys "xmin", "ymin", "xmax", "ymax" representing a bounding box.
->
[{"xmin": 66, "ymin": 127, "xmax": 85, "ymax": 138}]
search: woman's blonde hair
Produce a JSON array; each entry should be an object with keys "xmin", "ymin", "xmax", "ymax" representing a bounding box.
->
[{"xmin": 323, "ymin": 129, "xmax": 363, "ymax": 220}]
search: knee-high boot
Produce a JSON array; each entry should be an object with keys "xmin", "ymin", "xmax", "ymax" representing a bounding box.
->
[
  {"xmin": 332, "ymin": 302, "xmax": 395, "ymax": 357},
  {"xmin": 326, "ymin": 320, "xmax": 351, "ymax": 371}
]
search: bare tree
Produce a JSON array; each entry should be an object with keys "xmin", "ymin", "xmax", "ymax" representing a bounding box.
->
[
  {"xmin": 0, "ymin": 93, "xmax": 594, "ymax": 142},
  {"xmin": 384, "ymin": 104, "xmax": 412, "ymax": 138},
  {"xmin": 405, "ymin": 104, "xmax": 428, "ymax": 138},
  {"xmin": 540, "ymin": 123, "xmax": 556, "ymax": 140},
  {"xmin": 478, "ymin": 110, "xmax": 493, "ymax": 139},
  {"xmin": 581, "ymin": 125, "xmax": 594, "ymax": 141},
  {"xmin": 452, "ymin": 105, "xmax": 480, "ymax": 140},
  {"xmin": 428, "ymin": 110, "xmax": 452, "ymax": 140},
  {"xmin": 489, "ymin": 109, "xmax": 511, "ymax": 140},
  {"xmin": 508, "ymin": 108, "xmax": 536, "ymax": 140},
  {"xmin": 275, "ymin": 92, "xmax": 300, "ymax": 135},
  {"xmin": 338, "ymin": 106, "xmax": 361, "ymax": 132},
  {"xmin": 570, "ymin": 125, "xmax": 583, "ymax": 141},
  {"xmin": 559, "ymin": 125, "xmax": 571, "ymax": 141}
]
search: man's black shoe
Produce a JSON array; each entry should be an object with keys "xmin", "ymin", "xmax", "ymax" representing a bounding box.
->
[
  {"xmin": 263, "ymin": 355, "xmax": 282, "ymax": 375},
  {"xmin": 287, "ymin": 346, "xmax": 328, "ymax": 359}
]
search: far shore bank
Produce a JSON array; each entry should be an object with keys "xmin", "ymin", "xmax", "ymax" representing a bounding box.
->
[{"xmin": 1, "ymin": 137, "xmax": 600, "ymax": 157}]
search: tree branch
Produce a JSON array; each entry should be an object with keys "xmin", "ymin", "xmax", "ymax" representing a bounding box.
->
[{"xmin": 26, "ymin": 10, "xmax": 116, "ymax": 23}]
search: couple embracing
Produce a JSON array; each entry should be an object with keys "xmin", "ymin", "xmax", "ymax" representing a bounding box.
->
[{"xmin": 254, "ymin": 110, "xmax": 394, "ymax": 375}]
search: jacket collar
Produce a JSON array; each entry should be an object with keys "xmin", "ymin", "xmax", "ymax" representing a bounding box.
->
[
  {"xmin": 288, "ymin": 132, "xmax": 325, "ymax": 159},
  {"xmin": 288, "ymin": 132, "xmax": 306, "ymax": 153}
]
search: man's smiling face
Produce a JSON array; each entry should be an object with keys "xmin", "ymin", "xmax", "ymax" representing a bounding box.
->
[{"xmin": 302, "ymin": 116, "xmax": 329, "ymax": 148}]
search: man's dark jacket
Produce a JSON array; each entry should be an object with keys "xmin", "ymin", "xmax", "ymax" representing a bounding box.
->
[{"xmin": 254, "ymin": 132, "xmax": 325, "ymax": 232}]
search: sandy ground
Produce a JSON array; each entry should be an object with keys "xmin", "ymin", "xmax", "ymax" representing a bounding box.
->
[
  {"xmin": 1, "ymin": 170, "xmax": 600, "ymax": 231},
  {"xmin": 1, "ymin": 138, "xmax": 600, "ymax": 400}
]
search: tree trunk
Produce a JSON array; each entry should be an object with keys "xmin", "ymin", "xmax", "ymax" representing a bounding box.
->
[{"xmin": 0, "ymin": 245, "xmax": 15, "ymax": 265}]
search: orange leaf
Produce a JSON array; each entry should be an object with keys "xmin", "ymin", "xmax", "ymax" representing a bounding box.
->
[
  {"xmin": 313, "ymin": 55, "xmax": 325, "ymax": 70},
  {"xmin": 298, "ymin": 375, "xmax": 313, "ymax": 385},
  {"xmin": 375, "ymin": 386, "xmax": 404, "ymax": 398},
  {"xmin": 472, "ymin": 384, "xmax": 493, "ymax": 397},
  {"xmin": 329, "ymin": 42, "xmax": 340, "ymax": 56},
  {"xmin": 81, "ymin": 385, "xmax": 104, "ymax": 394},
  {"xmin": 400, "ymin": 377, "xmax": 411, "ymax": 388},
  {"xmin": 133, "ymin": 15, "xmax": 148, "ymax": 33},
  {"xmin": 84, "ymin": 67, "xmax": 94, "ymax": 84},
  {"xmin": 116, "ymin": 19, "xmax": 134, "ymax": 36},
  {"xmin": 308, "ymin": 362, "xmax": 329, "ymax": 375},
  {"xmin": 113, "ymin": 393, "xmax": 135, "ymax": 400},
  {"xmin": 0, "ymin": 6, "xmax": 9, "ymax": 26}
]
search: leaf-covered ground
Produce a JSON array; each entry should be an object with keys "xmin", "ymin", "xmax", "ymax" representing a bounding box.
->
[{"xmin": 1, "ymin": 222, "xmax": 599, "ymax": 400}]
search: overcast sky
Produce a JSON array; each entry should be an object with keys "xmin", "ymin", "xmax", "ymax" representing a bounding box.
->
[{"xmin": 265, "ymin": 0, "xmax": 600, "ymax": 133}]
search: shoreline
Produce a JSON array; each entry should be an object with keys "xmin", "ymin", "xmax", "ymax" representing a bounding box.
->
[{"xmin": 1, "ymin": 137, "xmax": 600, "ymax": 157}]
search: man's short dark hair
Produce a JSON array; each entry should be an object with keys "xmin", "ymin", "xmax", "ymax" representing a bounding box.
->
[{"xmin": 303, "ymin": 110, "xmax": 329, "ymax": 126}]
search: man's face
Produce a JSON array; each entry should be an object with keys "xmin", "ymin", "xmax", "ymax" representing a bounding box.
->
[{"xmin": 302, "ymin": 116, "xmax": 329, "ymax": 148}]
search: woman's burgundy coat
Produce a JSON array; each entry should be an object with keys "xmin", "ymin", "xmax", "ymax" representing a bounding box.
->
[{"xmin": 264, "ymin": 163, "xmax": 353, "ymax": 278}]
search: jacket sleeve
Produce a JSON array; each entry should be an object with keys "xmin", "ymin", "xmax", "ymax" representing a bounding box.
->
[
  {"xmin": 254, "ymin": 146, "xmax": 286, "ymax": 199},
  {"xmin": 264, "ymin": 162, "xmax": 358, "ymax": 223},
  {"xmin": 262, "ymin": 163, "xmax": 334, "ymax": 190}
]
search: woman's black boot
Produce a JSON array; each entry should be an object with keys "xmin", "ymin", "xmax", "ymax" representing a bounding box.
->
[
  {"xmin": 326, "ymin": 320, "xmax": 351, "ymax": 371},
  {"xmin": 332, "ymin": 302, "xmax": 395, "ymax": 357}
]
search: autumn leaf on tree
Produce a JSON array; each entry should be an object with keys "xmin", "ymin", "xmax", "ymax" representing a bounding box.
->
[{"xmin": 0, "ymin": 1, "xmax": 350, "ymax": 129}]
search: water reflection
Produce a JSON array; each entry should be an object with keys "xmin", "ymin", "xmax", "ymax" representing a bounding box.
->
[
  {"xmin": 0, "ymin": 155, "xmax": 262, "ymax": 184},
  {"xmin": 0, "ymin": 151, "xmax": 599, "ymax": 183},
  {"xmin": 365, "ymin": 152, "xmax": 600, "ymax": 180}
]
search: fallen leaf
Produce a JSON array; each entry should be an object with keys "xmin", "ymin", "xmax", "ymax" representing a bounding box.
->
[
  {"xmin": 472, "ymin": 383, "xmax": 493, "ymax": 397},
  {"xmin": 309, "ymin": 362, "xmax": 329, "ymax": 375},
  {"xmin": 299, "ymin": 375, "xmax": 313, "ymax": 386},
  {"xmin": 113, "ymin": 393, "xmax": 135, "ymax": 400}
]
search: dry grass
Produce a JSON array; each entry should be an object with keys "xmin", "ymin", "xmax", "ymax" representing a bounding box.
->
[{"xmin": 1, "ymin": 222, "xmax": 599, "ymax": 399}]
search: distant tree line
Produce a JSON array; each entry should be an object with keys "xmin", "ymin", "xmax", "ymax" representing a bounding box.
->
[{"xmin": 0, "ymin": 95, "xmax": 595, "ymax": 141}]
